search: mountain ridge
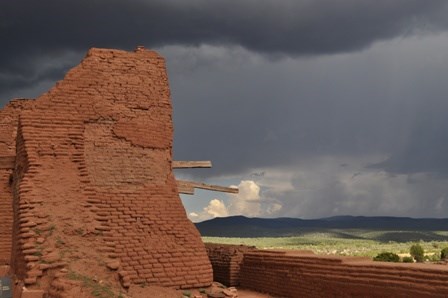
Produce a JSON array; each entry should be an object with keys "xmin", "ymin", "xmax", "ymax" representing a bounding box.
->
[{"xmin": 195, "ymin": 215, "xmax": 448, "ymax": 237}]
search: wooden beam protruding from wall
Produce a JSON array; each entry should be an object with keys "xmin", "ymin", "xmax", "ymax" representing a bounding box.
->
[
  {"xmin": 173, "ymin": 161, "xmax": 212, "ymax": 169},
  {"xmin": 177, "ymin": 183, "xmax": 195, "ymax": 195},
  {"xmin": 0, "ymin": 156, "xmax": 15, "ymax": 169},
  {"xmin": 177, "ymin": 180, "xmax": 238, "ymax": 195}
]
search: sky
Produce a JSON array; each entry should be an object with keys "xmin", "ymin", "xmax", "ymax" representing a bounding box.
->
[{"xmin": 2, "ymin": 0, "xmax": 448, "ymax": 221}]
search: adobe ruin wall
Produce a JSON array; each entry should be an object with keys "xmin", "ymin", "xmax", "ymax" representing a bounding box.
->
[
  {"xmin": 205, "ymin": 245, "xmax": 448, "ymax": 297},
  {"xmin": 205, "ymin": 243, "xmax": 256, "ymax": 286},
  {"xmin": 0, "ymin": 47, "xmax": 212, "ymax": 296}
]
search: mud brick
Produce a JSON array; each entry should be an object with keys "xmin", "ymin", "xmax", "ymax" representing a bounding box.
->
[{"xmin": 0, "ymin": 47, "xmax": 212, "ymax": 293}]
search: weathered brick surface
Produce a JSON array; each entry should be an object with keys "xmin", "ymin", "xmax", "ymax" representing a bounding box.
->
[
  {"xmin": 240, "ymin": 250, "xmax": 448, "ymax": 298},
  {"xmin": 0, "ymin": 100, "xmax": 33, "ymax": 265},
  {"xmin": 205, "ymin": 243, "xmax": 256, "ymax": 286},
  {"xmin": 1, "ymin": 47, "xmax": 212, "ymax": 292},
  {"xmin": 0, "ymin": 169, "xmax": 13, "ymax": 264}
]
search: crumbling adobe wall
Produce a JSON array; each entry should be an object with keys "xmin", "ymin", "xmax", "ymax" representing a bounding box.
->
[
  {"xmin": 2, "ymin": 47, "xmax": 212, "ymax": 295},
  {"xmin": 0, "ymin": 100, "xmax": 33, "ymax": 265},
  {"xmin": 240, "ymin": 250, "xmax": 448, "ymax": 298},
  {"xmin": 205, "ymin": 243, "xmax": 256, "ymax": 286}
]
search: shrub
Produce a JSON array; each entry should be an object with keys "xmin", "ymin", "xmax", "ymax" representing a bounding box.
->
[
  {"xmin": 441, "ymin": 247, "xmax": 448, "ymax": 260},
  {"xmin": 428, "ymin": 254, "xmax": 441, "ymax": 262},
  {"xmin": 410, "ymin": 244, "xmax": 424, "ymax": 262},
  {"xmin": 373, "ymin": 252, "xmax": 400, "ymax": 262},
  {"xmin": 402, "ymin": 256, "xmax": 414, "ymax": 263}
]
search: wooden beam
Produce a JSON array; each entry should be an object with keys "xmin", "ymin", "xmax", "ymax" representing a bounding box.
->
[
  {"xmin": 0, "ymin": 156, "xmax": 15, "ymax": 169},
  {"xmin": 177, "ymin": 179, "xmax": 238, "ymax": 195},
  {"xmin": 177, "ymin": 182, "xmax": 195, "ymax": 195},
  {"xmin": 173, "ymin": 161, "xmax": 212, "ymax": 169}
]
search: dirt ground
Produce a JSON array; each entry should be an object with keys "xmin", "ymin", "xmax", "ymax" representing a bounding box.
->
[
  {"xmin": 237, "ymin": 289, "xmax": 272, "ymax": 298},
  {"xmin": 126, "ymin": 282, "xmax": 273, "ymax": 298}
]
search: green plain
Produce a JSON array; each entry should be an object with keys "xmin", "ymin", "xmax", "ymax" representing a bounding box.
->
[{"xmin": 203, "ymin": 229, "xmax": 448, "ymax": 258}]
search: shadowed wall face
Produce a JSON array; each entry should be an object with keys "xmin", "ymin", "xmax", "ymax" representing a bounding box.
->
[
  {"xmin": 205, "ymin": 243, "xmax": 255, "ymax": 287},
  {"xmin": 0, "ymin": 100, "xmax": 32, "ymax": 266},
  {"xmin": 0, "ymin": 48, "xmax": 212, "ymax": 291}
]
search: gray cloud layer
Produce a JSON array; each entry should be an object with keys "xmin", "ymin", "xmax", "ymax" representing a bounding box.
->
[{"xmin": 2, "ymin": 0, "xmax": 448, "ymax": 98}]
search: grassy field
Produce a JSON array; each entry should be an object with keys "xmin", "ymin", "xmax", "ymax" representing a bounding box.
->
[{"xmin": 203, "ymin": 229, "xmax": 448, "ymax": 258}]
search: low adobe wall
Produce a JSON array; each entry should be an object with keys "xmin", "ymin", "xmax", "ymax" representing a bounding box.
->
[
  {"xmin": 240, "ymin": 250, "xmax": 448, "ymax": 298},
  {"xmin": 205, "ymin": 243, "xmax": 256, "ymax": 286}
]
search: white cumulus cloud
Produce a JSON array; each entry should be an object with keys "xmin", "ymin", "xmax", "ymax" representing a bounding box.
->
[
  {"xmin": 228, "ymin": 180, "xmax": 262, "ymax": 216},
  {"xmin": 188, "ymin": 179, "xmax": 285, "ymax": 222},
  {"xmin": 204, "ymin": 199, "xmax": 229, "ymax": 218},
  {"xmin": 189, "ymin": 199, "xmax": 229, "ymax": 222}
]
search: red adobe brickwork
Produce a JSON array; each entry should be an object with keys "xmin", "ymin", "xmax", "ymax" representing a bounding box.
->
[
  {"xmin": 205, "ymin": 243, "xmax": 256, "ymax": 287},
  {"xmin": 0, "ymin": 47, "xmax": 212, "ymax": 296},
  {"xmin": 0, "ymin": 99, "xmax": 33, "ymax": 266},
  {"xmin": 241, "ymin": 249, "xmax": 448, "ymax": 297},
  {"xmin": 206, "ymin": 245, "xmax": 448, "ymax": 297}
]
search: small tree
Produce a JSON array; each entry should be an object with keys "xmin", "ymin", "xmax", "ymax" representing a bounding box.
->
[
  {"xmin": 373, "ymin": 252, "xmax": 400, "ymax": 262},
  {"xmin": 441, "ymin": 247, "xmax": 448, "ymax": 260},
  {"xmin": 410, "ymin": 244, "xmax": 424, "ymax": 263}
]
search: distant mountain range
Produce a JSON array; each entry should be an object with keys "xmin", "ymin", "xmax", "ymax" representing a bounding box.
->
[{"xmin": 195, "ymin": 215, "xmax": 448, "ymax": 237}]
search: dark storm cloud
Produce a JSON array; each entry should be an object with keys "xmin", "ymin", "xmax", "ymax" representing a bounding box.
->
[
  {"xmin": 0, "ymin": 63, "xmax": 66, "ymax": 94},
  {"xmin": 371, "ymin": 98, "xmax": 448, "ymax": 175},
  {"xmin": 165, "ymin": 35, "xmax": 448, "ymax": 177},
  {"xmin": 1, "ymin": 0, "xmax": 448, "ymax": 100},
  {"xmin": 272, "ymin": 163, "xmax": 448, "ymax": 219}
]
